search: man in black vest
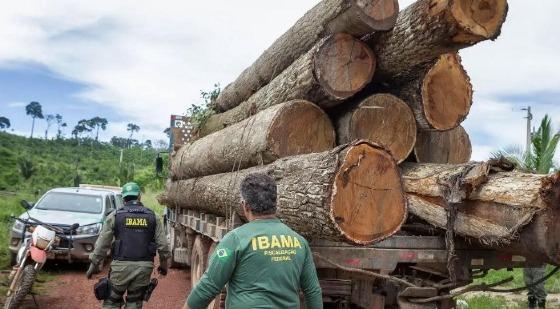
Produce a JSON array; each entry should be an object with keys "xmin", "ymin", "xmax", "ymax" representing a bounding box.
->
[{"xmin": 87, "ymin": 182, "xmax": 170, "ymax": 308}]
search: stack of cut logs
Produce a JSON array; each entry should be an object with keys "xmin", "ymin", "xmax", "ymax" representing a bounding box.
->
[{"xmin": 161, "ymin": 0, "xmax": 560, "ymax": 265}]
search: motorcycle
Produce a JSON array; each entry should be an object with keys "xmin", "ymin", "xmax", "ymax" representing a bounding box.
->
[{"xmin": 4, "ymin": 214, "xmax": 79, "ymax": 309}]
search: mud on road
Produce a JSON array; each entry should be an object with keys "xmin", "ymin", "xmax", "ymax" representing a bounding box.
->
[{"xmin": 3, "ymin": 263, "xmax": 191, "ymax": 309}]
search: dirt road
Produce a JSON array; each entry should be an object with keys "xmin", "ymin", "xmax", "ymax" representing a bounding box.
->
[{"xmin": 15, "ymin": 264, "xmax": 191, "ymax": 309}]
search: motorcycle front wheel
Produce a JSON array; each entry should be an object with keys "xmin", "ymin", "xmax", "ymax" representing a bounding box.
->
[{"xmin": 4, "ymin": 264, "xmax": 37, "ymax": 309}]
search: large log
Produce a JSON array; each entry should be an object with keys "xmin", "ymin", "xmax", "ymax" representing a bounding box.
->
[
  {"xmin": 506, "ymin": 203, "xmax": 560, "ymax": 265},
  {"xmin": 402, "ymin": 162, "xmax": 560, "ymax": 249},
  {"xmin": 214, "ymin": 0, "xmax": 398, "ymax": 112},
  {"xmin": 335, "ymin": 93, "xmax": 416, "ymax": 163},
  {"xmin": 199, "ymin": 33, "xmax": 376, "ymax": 137},
  {"xmin": 170, "ymin": 100, "xmax": 335, "ymax": 180},
  {"xmin": 393, "ymin": 53, "xmax": 472, "ymax": 131},
  {"xmin": 413, "ymin": 126, "xmax": 472, "ymax": 164},
  {"xmin": 366, "ymin": 0, "xmax": 508, "ymax": 84},
  {"xmin": 163, "ymin": 142, "xmax": 406, "ymax": 245}
]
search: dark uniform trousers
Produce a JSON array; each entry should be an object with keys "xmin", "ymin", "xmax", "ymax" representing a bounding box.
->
[
  {"xmin": 104, "ymin": 203, "xmax": 157, "ymax": 309},
  {"xmin": 104, "ymin": 264, "xmax": 153, "ymax": 309}
]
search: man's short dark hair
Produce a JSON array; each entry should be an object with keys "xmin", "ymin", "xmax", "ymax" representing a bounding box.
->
[
  {"xmin": 123, "ymin": 195, "xmax": 138, "ymax": 203},
  {"xmin": 240, "ymin": 173, "xmax": 277, "ymax": 215}
]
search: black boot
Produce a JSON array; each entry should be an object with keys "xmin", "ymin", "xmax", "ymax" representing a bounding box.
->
[
  {"xmin": 528, "ymin": 296, "xmax": 537, "ymax": 309},
  {"xmin": 538, "ymin": 299, "xmax": 546, "ymax": 308}
]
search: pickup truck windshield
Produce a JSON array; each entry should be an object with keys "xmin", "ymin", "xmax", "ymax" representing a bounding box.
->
[{"xmin": 35, "ymin": 192, "xmax": 103, "ymax": 214}]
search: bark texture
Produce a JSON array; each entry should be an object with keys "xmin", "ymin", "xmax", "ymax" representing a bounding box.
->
[
  {"xmin": 366, "ymin": 0, "xmax": 508, "ymax": 83},
  {"xmin": 414, "ymin": 126, "xmax": 472, "ymax": 164},
  {"xmin": 199, "ymin": 33, "xmax": 376, "ymax": 137},
  {"xmin": 505, "ymin": 200, "xmax": 560, "ymax": 265},
  {"xmin": 336, "ymin": 93, "xmax": 416, "ymax": 163},
  {"xmin": 402, "ymin": 162, "xmax": 560, "ymax": 245},
  {"xmin": 214, "ymin": 0, "xmax": 398, "ymax": 112},
  {"xmin": 163, "ymin": 142, "xmax": 406, "ymax": 245},
  {"xmin": 393, "ymin": 53, "xmax": 472, "ymax": 130},
  {"xmin": 171, "ymin": 100, "xmax": 335, "ymax": 180}
]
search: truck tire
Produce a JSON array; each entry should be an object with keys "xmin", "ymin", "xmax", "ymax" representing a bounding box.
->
[
  {"xmin": 4, "ymin": 264, "xmax": 37, "ymax": 309},
  {"xmin": 191, "ymin": 235, "xmax": 211, "ymax": 289}
]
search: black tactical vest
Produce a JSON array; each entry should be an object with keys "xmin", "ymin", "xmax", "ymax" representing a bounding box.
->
[{"xmin": 112, "ymin": 201, "xmax": 157, "ymax": 261}]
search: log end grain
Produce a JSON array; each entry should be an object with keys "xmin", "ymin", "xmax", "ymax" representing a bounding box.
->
[
  {"xmin": 451, "ymin": 0, "xmax": 509, "ymax": 43},
  {"xmin": 354, "ymin": 0, "xmax": 399, "ymax": 31},
  {"xmin": 330, "ymin": 141, "xmax": 406, "ymax": 244},
  {"xmin": 314, "ymin": 33, "xmax": 376, "ymax": 104},
  {"xmin": 341, "ymin": 93, "xmax": 417, "ymax": 163},
  {"xmin": 421, "ymin": 53, "xmax": 472, "ymax": 131},
  {"xmin": 267, "ymin": 100, "xmax": 336, "ymax": 159},
  {"xmin": 414, "ymin": 126, "xmax": 472, "ymax": 164}
]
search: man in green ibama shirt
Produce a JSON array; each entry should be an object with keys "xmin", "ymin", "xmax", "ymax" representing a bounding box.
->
[{"xmin": 184, "ymin": 173, "xmax": 323, "ymax": 309}]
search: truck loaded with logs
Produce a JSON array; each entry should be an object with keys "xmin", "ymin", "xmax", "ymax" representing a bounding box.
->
[{"xmin": 157, "ymin": 0, "xmax": 560, "ymax": 307}]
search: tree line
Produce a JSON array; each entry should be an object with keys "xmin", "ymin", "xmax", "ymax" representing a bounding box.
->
[{"xmin": 0, "ymin": 101, "xmax": 153, "ymax": 148}]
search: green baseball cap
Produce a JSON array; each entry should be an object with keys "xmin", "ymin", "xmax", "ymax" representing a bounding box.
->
[{"xmin": 122, "ymin": 182, "xmax": 141, "ymax": 198}]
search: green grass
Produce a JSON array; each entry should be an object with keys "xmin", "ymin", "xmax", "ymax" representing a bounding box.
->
[
  {"xmin": 458, "ymin": 295, "xmax": 525, "ymax": 309},
  {"xmin": 142, "ymin": 189, "xmax": 165, "ymax": 216},
  {"xmin": 0, "ymin": 131, "xmax": 164, "ymax": 194},
  {"xmin": 0, "ymin": 192, "xmax": 32, "ymax": 269},
  {"xmin": 474, "ymin": 265, "xmax": 560, "ymax": 293}
]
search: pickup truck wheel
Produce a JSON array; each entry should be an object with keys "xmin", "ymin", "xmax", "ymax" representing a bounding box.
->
[{"xmin": 191, "ymin": 235, "xmax": 210, "ymax": 289}]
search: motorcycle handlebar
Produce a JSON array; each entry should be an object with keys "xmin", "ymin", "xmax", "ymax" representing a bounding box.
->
[{"xmin": 11, "ymin": 216, "xmax": 80, "ymax": 234}]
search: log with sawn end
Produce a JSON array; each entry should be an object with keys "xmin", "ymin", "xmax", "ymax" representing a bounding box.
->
[
  {"xmin": 413, "ymin": 125, "xmax": 472, "ymax": 164},
  {"xmin": 335, "ymin": 93, "xmax": 416, "ymax": 163},
  {"xmin": 198, "ymin": 33, "xmax": 376, "ymax": 137},
  {"xmin": 170, "ymin": 100, "xmax": 335, "ymax": 180},
  {"xmin": 214, "ymin": 0, "xmax": 398, "ymax": 112},
  {"xmin": 366, "ymin": 0, "xmax": 508, "ymax": 84},
  {"xmin": 163, "ymin": 141, "xmax": 407, "ymax": 245}
]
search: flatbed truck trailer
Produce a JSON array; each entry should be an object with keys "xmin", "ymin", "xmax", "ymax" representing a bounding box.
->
[{"xmin": 164, "ymin": 207, "xmax": 544, "ymax": 309}]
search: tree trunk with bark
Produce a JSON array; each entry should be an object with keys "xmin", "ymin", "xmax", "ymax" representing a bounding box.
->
[
  {"xmin": 392, "ymin": 53, "xmax": 472, "ymax": 131},
  {"xmin": 505, "ymin": 200, "xmax": 560, "ymax": 265},
  {"xmin": 413, "ymin": 126, "xmax": 472, "ymax": 164},
  {"xmin": 366, "ymin": 0, "xmax": 508, "ymax": 84},
  {"xmin": 401, "ymin": 162, "xmax": 560, "ymax": 248},
  {"xmin": 214, "ymin": 0, "xmax": 398, "ymax": 112},
  {"xmin": 199, "ymin": 33, "xmax": 376, "ymax": 137},
  {"xmin": 335, "ymin": 93, "xmax": 416, "ymax": 163},
  {"xmin": 162, "ymin": 142, "xmax": 407, "ymax": 245},
  {"xmin": 170, "ymin": 100, "xmax": 336, "ymax": 180}
]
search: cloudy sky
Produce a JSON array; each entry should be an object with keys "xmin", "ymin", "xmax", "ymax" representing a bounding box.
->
[{"xmin": 0, "ymin": 0, "xmax": 558, "ymax": 160}]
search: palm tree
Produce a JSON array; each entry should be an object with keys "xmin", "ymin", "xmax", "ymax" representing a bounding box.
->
[
  {"xmin": 492, "ymin": 115, "xmax": 560, "ymax": 174},
  {"xmin": 26, "ymin": 101, "xmax": 44, "ymax": 138},
  {"xmin": 89, "ymin": 117, "xmax": 109, "ymax": 141},
  {"xmin": 127, "ymin": 123, "xmax": 140, "ymax": 147},
  {"xmin": 72, "ymin": 119, "xmax": 93, "ymax": 140},
  {"xmin": 0, "ymin": 116, "xmax": 10, "ymax": 130},
  {"xmin": 55, "ymin": 114, "xmax": 67, "ymax": 138},
  {"xmin": 44, "ymin": 114, "xmax": 55, "ymax": 140}
]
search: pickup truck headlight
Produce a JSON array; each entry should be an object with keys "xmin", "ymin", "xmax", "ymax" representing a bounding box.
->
[
  {"xmin": 12, "ymin": 220, "xmax": 25, "ymax": 233},
  {"xmin": 76, "ymin": 223, "xmax": 102, "ymax": 235}
]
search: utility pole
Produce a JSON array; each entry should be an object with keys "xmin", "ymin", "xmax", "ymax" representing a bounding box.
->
[{"xmin": 521, "ymin": 106, "xmax": 533, "ymax": 154}]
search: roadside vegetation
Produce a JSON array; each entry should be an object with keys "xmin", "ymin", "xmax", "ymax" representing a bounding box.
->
[{"xmin": 0, "ymin": 131, "xmax": 167, "ymax": 270}]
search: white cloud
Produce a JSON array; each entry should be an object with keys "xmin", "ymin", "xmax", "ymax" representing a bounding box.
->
[
  {"xmin": 0, "ymin": 0, "xmax": 559, "ymax": 154},
  {"xmin": 0, "ymin": 0, "xmax": 318, "ymax": 141},
  {"xmin": 6, "ymin": 101, "xmax": 26, "ymax": 108}
]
